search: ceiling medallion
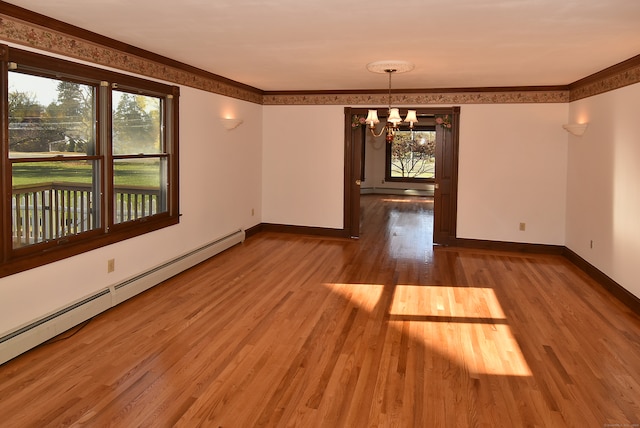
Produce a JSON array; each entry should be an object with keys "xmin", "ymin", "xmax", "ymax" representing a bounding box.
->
[{"xmin": 366, "ymin": 60, "xmax": 415, "ymax": 74}]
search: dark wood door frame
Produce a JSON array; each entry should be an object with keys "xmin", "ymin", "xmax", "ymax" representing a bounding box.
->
[
  {"xmin": 343, "ymin": 106, "xmax": 460, "ymax": 244},
  {"xmin": 343, "ymin": 107, "xmax": 366, "ymax": 239}
]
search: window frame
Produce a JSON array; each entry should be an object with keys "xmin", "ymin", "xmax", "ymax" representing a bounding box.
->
[
  {"xmin": 385, "ymin": 124, "xmax": 437, "ymax": 183},
  {"xmin": 1, "ymin": 45, "xmax": 180, "ymax": 277}
]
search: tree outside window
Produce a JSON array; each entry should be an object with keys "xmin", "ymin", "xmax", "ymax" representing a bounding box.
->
[{"xmin": 386, "ymin": 127, "xmax": 436, "ymax": 181}]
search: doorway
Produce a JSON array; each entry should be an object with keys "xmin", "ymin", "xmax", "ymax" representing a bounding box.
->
[{"xmin": 343, "ymin": 107, "xmax": 460, "ymax": 245}]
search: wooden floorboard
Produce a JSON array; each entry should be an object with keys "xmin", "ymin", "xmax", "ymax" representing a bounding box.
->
[{"xmin": 1, "ymin": 194, "xmax": 639, "ymax": 427}]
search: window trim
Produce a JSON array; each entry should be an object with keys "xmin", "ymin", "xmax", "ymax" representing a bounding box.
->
[
  {"xmin": 384, "ymin": 124, "xmax": 436, "ymax": 184},
  {"xmin": 1, "ymin": 45, "xmax": 180, "ymax": 278}
]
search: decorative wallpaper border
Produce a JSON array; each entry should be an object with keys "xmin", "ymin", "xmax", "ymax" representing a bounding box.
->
[
  {"xmin": 569, "ymin": 61, "xmax": 640, "ymax": 101},
  {"xmin": 0, "ymin": 14, "xmax": 263, "ymax": 104},
  {"xmin": 262, "ymin": 90, "xmax": 570, "ymax": 105},
  {"xmin": 1, "ymin": 11, "xmax": 639, "ymax": 106}
]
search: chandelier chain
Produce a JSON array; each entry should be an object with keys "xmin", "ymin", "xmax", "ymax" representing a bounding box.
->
[{"xmin": 388, "ymin": 70, "xmax": 393, "ymax": 112}]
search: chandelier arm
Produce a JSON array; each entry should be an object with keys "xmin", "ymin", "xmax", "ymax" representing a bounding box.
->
[{"xmin": 369, "ymin": 126, "xmax": 386, "ymax": 138}]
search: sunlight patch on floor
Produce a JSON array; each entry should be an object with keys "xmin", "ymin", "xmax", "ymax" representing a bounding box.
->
[
  {"xmin": 323, "ymin": 282, "xmax": 532, "ymax": 377},
  {"xmin": 390, "ymin": 284, "xmax": 532, "ymax": 377}
]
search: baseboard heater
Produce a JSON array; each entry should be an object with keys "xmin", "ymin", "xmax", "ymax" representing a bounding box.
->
[{"xmin": 0, "ymin": 229, "xmax": 245, "ymax": 366}]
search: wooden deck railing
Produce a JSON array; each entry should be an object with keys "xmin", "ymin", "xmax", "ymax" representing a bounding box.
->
[{"xmin": 12, "ymin": 182, "xmax": 161, "ymax": 247}]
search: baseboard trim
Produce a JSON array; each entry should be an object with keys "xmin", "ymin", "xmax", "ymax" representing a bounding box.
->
[
  {"xmin": 244, "ymin": 223, "xmax": 264, "ymax": 239},
  {"xmin": 259, "ymin": 223, "xmax": 349, "ymax": 238},
  {"xmin": 449, "ymin": 237, "xmax": 565, "ymax": 254},
  {"xmin": 451, "ymin": 238, "xmax": 639, "ymax": 314},
  {"xmin": 563, "ymin": 248, "xmax": 640, "ymax": 314}
]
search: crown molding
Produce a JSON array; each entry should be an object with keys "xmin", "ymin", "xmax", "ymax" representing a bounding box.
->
[{"xmin": 569, "ymin": 54, "xmax": 640, "ymax": 101}]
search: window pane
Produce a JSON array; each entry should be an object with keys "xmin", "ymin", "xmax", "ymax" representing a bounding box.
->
[
  {"xmin": 11, "ymin": 160, "xmax": 100, "ymax": 248},
  {"xmin": 390, "ymin": 130, "xmax": 436, "ymax": 179},
  {"xmin": 112, "ymin": 91, "xmax": 162, "ymax": 155},
  {"xmin": 113, "ymin": 158, "xmax": 167, "ymax": 223},
  {"xmin": 8, "ymin": 72, "xmax": 96, "ymax": 158}
]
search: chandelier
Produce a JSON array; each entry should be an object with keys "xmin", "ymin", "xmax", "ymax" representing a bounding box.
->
[{"xmin": 364, "ymin": 61, "xmax": 418, "ymax": 143}]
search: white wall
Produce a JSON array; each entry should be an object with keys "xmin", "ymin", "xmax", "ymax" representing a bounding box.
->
[
  {"xmin": 262, "ymin": 105, "xmax": 345, "ymax": 229},
  {"xmin": 0, "ymin": 79, "xmax": 263, "ymax": 336},
  {"xmin": 179, "ymin": 87, "xmax": 263, "ymax": 242},
  {"xmin": 566, "ymin": 83, "xmax": 640, "ymax": 299},
  {"xmin": 457, "ymin": 104, "xmax": 568, "ymax": 245}
]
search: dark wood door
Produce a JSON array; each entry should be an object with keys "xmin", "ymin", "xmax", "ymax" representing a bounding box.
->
[
  {"xmin": 433, "ymin": 107, "xmax": 460, "ymax": 245},
  {"xmin": 349, "ymin": 124, "xmax": 363, "ymax": 238},
  {"xmin": 344, "ymin": 107, "xmax": 365, "ymax": 238}
]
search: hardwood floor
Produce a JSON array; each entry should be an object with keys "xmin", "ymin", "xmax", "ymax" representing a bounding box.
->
[{"xmin": 1, "ymin": 194, "xmax": 639, "ymax": 427}]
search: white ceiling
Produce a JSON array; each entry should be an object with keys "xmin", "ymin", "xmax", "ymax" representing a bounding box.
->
[{"xmin": 6, "ymin": 0, "xmax": 640, "ymax": 92}]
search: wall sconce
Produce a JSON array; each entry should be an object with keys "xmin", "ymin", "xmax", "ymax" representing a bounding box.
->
[
  {"xmin": 220, "ymin": 117, "xmax": 243, "ymax": 131},
  {"xmin": 562, "ymin": 123, "xmax": 588, "ymax": 136}
]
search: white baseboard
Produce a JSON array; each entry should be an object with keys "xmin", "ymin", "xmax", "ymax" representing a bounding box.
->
[{"xmin": 360, "ymin": 187, "xmax": 434, "ymax": 197}]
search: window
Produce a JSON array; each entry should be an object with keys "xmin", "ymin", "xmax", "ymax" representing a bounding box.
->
[
  {"xmin": 111, "ymin": 90, "xmax": 167, "ymax": 225},
  {"xmin": 386, "ymin": 126, "xmax": 436, "ymax": 181},
  {"xmin": 9, "ymin": 74, "xmax": 100, "ymax": 248},
  {"xmin": 1, "ymin": 46, "xmax": 179, "ymax": 277}
]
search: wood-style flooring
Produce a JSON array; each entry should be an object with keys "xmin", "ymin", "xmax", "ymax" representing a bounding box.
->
[{"xmin": 1, "ymin": 194, "xmax": 639, "ymax": 427}]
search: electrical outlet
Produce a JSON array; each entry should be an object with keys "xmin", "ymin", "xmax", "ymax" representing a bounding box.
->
[
  {"xmin": 107, "ymin": 258, "xmax": 115, "ymax": 273},
  {"xmin": 519, "ymin": 222, "xmax": 526, "ymax": 231}
]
